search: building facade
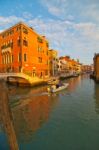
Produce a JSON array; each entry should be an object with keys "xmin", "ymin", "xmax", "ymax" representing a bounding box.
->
[
  {"xmin": 58, "ymin": 56, "xmax": 69, "ymax": 75},
  {"xmin": 58, "ymin": 56, "xmax": 81, "ymax": 76},
  {"xmin": 93, "ymin": 53, "xmax": 99, "ymax": 82},
  {"xmin": 81, "ymin": 65, "xmax": 93, "ymax": 74},
  {"xmin": 0, "ymin": 22, "xmax": 49, "ymax": 78},
  {"xmin": 49, "ymin": 49, "xmax": 58, "ymax": 76}
]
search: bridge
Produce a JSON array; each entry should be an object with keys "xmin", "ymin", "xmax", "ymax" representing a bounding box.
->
[{"xmin": 0, "ymin": 73, "xmax": 47, "ymax": 86}]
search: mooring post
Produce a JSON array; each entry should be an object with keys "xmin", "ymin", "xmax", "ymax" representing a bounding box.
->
[{"xmin": 0, "ymin": 79, "xmax": 19, "ymax": 150}]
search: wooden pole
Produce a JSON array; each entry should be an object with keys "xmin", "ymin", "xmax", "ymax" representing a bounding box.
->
[{"xmin": 0, "ymin": 79, "xmax": 19, "ymax": 150}]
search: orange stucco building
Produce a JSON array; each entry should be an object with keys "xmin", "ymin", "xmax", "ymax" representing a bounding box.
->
[{"xmin": 0, "ymin": 22, "xmax": 49, "ymax": 78}]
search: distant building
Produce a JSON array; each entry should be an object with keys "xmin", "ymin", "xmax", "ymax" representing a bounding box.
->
[
  {"xmin": 49, "ymin": 49, "xmax": 58, "ymax": 76},
  {"xmin": 58, "ymin": 56, "xmax": 70, "ymax": 75},
  {"xmin": 93, "ymin": 53, "xmax": 99, "ymax": 82},
  {"xmin": 0, "ymin": 22, "xmax": 49, "ymax": 78},
  {"xmin": 58, "ymin": 56, "xmax": 81, "ymax": 75},
  {"xmin": 81, "ymin": 65, "xmax": 93, "ymax": 73}
]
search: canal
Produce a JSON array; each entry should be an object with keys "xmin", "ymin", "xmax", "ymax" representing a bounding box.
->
[{"xmin": 0, "ymin": 74, "xmax": 99, "ymax": 150}]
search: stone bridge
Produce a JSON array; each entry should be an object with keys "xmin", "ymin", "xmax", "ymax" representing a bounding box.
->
[{"xmin": 0, "ymin": 73, "xmax": 46, "ymax": 86}]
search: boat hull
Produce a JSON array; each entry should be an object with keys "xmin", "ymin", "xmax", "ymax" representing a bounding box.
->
[{"xmin": 48, "ymin": 83, "xmax": 69, "ymax": 93}]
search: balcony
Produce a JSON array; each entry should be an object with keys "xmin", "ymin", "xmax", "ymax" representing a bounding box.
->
[
  {"xmin": 1, "ymin": 43, "xmax": 13, "ymax": 53},
  {"xmin": 1, "ymin": 47, "xmax": 11, "ymax": 53}
]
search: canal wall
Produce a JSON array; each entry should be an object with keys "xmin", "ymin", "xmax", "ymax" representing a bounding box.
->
[
  {"xmin": 59, "ymin": 74, "xmax": 79, "ymax": 80},
  {"xmin": 90, "ymin": 74, "xmax": 99, "ymax": 83}
]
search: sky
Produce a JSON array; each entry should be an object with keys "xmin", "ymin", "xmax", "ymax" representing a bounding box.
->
[{"xmin": 0, "ymin": 0, "xmax": 99, "ymax": 64}]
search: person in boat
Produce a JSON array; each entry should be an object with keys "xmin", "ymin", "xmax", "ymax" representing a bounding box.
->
[
  {"xmin": 47, "ymin": 85, "xmax": 56, "ymax": 92},
  {"xmin": 56, "ymin": 81, "xmax": 63, "ymax": 88}
]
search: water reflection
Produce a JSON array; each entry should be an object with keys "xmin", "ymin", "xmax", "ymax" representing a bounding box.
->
[
  {"xmin": 66, "ymin": 76, "xmax": 81, "ymax": 92},
  {"xmin": 94, "ymin": 83, "xmax": 99, "ymax": 114},
  {"xmin": 9, "ymin": 75, "xmax": 89, "ymax": 143},
  {"xmin": 8, "ymin": 85, "xmax": 47, "ymax": 101},
  {"xmin": 1, "ymin": 75, "xmax": 99, "ymax": 150},
  {"xmin": 8, "ymin": 85, "xmax": 49, "ymax": 109},
  {"xmin": 12, "ymin": 92, "xmax": 59, "ymax": 142}
]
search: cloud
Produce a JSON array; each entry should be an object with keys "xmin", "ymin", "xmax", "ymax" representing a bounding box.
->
[
  {"xmin": 0, "ymin": 14, "xmax": 99, "ymax": 64},
  {"xmin": 0, "ymin": 29, "xmax": 3, "ymax": 33},
  {"xmin": 22, "ymin": 12, "xmax": 33, "ymax": 19},
  {"xmin": 0, "ymin": 16, "xmax": 24, "ymax": 29},
  {"xmin": 28, "ymin": 18, "xmax": 99, "ymax": 63},
  {"xmin": 47, "ymin": 6, "xmax": 62, "ymax": 16},
  {"xmin": 40, "ymin": 0, "xmax": 68, "ymax": 18},
  {"xmin": 81, "ymin": 3, "xmax": 99, "ymax": 23},
  {"xmin": 40, "ymin": 0, "xmax": 99, "ymax": 23}
]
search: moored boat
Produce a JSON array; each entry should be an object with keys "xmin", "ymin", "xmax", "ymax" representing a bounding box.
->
[
  {"xmin": 73, "ymin": 73, "xmax": 79, "ymax": 77},
  {"xmin": 47, "ymin": 78, "xmax": 59, "ymax": 85}
]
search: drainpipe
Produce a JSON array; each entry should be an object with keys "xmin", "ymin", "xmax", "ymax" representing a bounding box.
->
[{"xmin": 20, "ymin": 24, "xmax": 23, "ymax": 73}]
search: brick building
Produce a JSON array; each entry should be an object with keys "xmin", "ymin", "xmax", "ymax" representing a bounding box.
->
[{"xmin": 0, "ymin": 22, "xmax": 49, "ymax": 78}]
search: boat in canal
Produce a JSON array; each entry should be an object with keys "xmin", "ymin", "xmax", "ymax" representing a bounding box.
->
[{"xmin": 47, "ymin": 83, "xmax": 69, "ymax": 93}]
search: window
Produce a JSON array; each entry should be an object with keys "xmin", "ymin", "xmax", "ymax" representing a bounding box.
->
[
  {"xmin": 7, "ymin": 30, "xmax": 14, "ymax": 36},
  {"xmin": 10, "ymin": 41, "xmax": 13, "ymax": 49},
  {"xmin": 23, "ymin": 28, "xmax": 28, "ymax": 34},
  {"xmin": 38, "ymin": 46, "xmax": 43, "ymax": 52},
  {"xmin": 46, "ymin": 60, "xmax": 48, "ymax": 65},
  {"xmin": 50, "ymin": 60, "xmax": 52, "ymax": 64},
  {"xmin": 10, "ymin": 30, "xmax": 14, "ymax": 35},
  {"xmin": 16, "ymin": 26, "xmax": 21, "ymax": 31},
  {"xmin": 18, "ymin": 53, "xmax": 21, "ymax": 62},
  {"xmin": 17, "ymin": 38, "xmax": 21, "ymax": 46},
  {"xmin": 2, "ymin": 34, "xmax": 6, "ymax": 38},
  {"xmin": 12, "ymin": 55, "xmax": 13, "ymax": 63},
  {"xmin": 46, "ymin": 51, "xmax": 48, "ymax": 55},
  {"xmin": 37, "ymin": 37, "xmax": 43, "ymax": 43},
  {"xmin": 2, "ymin": 56, "xmax": 4, "ymax": 64},
  {"xmin": 46, "ymin": 42, "xmax": 49, "ymax": 47},
  {"xmin": 57, "ymin": 65, "xmax": 59, "ymax": 68},
  {"xmin": 24, "ymin": 54, "xmax": 27, "ymax": 62},
  {"xmin": 19, "ymin": 66, "xmax": 21, "ymax": 72},
  {"xmin": 38, "ymin": 57, "xmax": 42, "ymax": 63},
  {"xmin": 23, "ymin": 39, "xmax": 28, "ymax": 46},
  {"xmin": 45, "ymin": 70, "xmax": 48, "ymax": 75}
]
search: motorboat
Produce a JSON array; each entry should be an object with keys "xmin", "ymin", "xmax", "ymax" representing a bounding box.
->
[{"xmin": 47, "ymin": 83, "xmax": 69, "ymax": 93}]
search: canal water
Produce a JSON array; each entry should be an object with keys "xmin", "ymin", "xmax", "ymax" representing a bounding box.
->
[{"xmin": 0, "ymin": 74, "xmax": 99, "ymax": 150}]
